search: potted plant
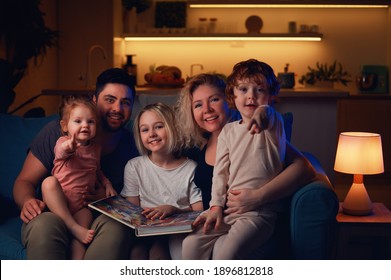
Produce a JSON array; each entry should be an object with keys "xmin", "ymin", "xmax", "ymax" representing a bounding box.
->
[
  {"xmin": 298, "ymin": 60, "xmax": 351, "ymax": 87},
  {"xmin": 0, "ymin": 0, "xmax": 59, "ymax": 114}
]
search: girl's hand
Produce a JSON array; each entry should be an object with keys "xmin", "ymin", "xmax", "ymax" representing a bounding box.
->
[
  {"xmin": 201, "ymin": 206, "xmax": 223, "ymax": 234},
  {"xmin": 142, "ymin": 205, "xmax": 177, "ymax": 220},
  {"xmin": 20, "ymin": 198, "xmax": 46, "ymax": 224},
  {"xmin": 62, "ymin": 131, "xmax": 80, "ymax": 153},
  {"xmin": 247, "ymin": 106, "xmax": 271, "ymax": 134},
  {"xmin": 225, "ymin": 189, "xmax": 259, "ymax": 214}
]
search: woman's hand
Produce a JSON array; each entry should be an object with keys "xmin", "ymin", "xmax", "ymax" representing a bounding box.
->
[
  {"xmin": 142, "ymin": 205, "xmax": 177, "ymax": 220},
  {"xmin": 225, "ymin": 189, "xmax": 260, "ymax": 215},
  {"xmin": 20, "ymin": 198, "xmax": 46, "ymax": 224}
]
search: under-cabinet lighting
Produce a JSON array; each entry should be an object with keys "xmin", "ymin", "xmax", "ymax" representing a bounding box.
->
[
  {"xmin": 124, "ymin": 36, "xmax": 322, "ymax": 42},
  {"xmin": 189, "ymin": 4, "xmax": 388, "ymax": 8}
]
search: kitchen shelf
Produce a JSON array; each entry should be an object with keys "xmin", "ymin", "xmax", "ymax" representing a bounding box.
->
[
  {"xmin": 187, "ymin": 0, "xmax": 390, "ymax": 9},
  {"xmin": 123, "ymin": 32, "xmax": 323, "ymax": 42}
]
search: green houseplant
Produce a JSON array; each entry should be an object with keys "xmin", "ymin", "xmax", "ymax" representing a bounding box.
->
[
  {"xmin": 298, "ymin": 61, "xmax": 351, "ymax": 87},
  {"xmin": 0, "ymin": 0, "xmax": 59, "ymax": 114}
]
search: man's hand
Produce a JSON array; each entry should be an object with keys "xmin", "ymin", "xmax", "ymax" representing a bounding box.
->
[{"xmin": 20, "ymin": 198, "xmax": 46, "ymax": 224}]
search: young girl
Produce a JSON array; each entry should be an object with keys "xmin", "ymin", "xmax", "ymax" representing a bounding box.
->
[
  {"xmin": 41, "ymin": 95, "xmax": 117, "ymax": 259},
  {"xmin": 182, "ymin": 59, "xmax": 286, "ymax": 260},
  {"xmin": 120, "ymin": 102, "xmax": 203, "ymax": 259}
]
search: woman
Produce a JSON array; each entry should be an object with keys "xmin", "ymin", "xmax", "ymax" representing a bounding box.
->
[{"xmin": 176, "ymin": 73, "xmax": 317, "ymax": 214}]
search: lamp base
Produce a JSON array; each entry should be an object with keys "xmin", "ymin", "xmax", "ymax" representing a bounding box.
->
[{"xmin": 342, "ymin": 177, "xmax": 373, "ymax": 216}]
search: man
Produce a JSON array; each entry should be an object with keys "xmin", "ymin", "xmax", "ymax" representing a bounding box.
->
[{"xmin": 13, "ymin": 68, "xmax": 139, "ymax": 259}]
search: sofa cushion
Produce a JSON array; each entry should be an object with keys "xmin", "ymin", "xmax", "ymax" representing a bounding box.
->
[
  {"xmin": 0, "ymin": 217, "xmax": 26, "ymax": 259},
  {"xmin": 0, "ymin": 114, "xmax": 58, "ymax": 218},
  {"xmin": 290, "ymin": 180, "xmax": 338, "ymax": 259}
]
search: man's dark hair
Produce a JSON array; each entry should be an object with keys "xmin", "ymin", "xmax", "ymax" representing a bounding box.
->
[{"xmin": 95, "ymin": 68, "xmax": 136, "ymax": 99}]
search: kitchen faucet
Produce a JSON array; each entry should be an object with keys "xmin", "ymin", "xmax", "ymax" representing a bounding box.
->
[
  {"xmin": 86, "ymin": 44, "xmax": 108, "ymax": 88},
  {"xmin": 190, "ymin": 64, "xmax": 204, "ymax": 77}
]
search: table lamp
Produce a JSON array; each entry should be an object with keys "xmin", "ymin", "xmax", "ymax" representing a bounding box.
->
[{"xmin": 334, "ymin": 132, "xmax": 384, "ymax": 216}]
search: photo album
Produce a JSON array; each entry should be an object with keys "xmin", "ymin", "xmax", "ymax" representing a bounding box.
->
[{"xmin": 88, "ymin": 195, "xmax": 202, "ymax": 237}]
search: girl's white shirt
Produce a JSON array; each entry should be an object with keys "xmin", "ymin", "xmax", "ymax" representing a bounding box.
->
[{"xmin": 121, "ymin": 155, "xmax": 202, "ymax": 209}]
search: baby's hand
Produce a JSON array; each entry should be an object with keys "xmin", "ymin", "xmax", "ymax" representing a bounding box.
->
[
  {"xmin": 105, "ymin": 183, "xmax": 117, "ymax": 197},
  {"xmin": 247, "ymin": 105, "xmax": 271, "ymax": 134},
  {"xmin": 62, "ymin": 131, "xmax": 80, "ymax": 153}
]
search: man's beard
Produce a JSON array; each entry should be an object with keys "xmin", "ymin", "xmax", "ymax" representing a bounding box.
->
[{"xmin": 100, "ymin": 114, "xmax": 125, "ymax": 132}]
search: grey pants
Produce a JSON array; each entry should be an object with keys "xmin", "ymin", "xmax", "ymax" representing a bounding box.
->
[
  {"xmin": 182, "ymin": 210, "xmax": 277, "ymax": 260},
  {"xmin": 22, "ymin": 212, "xmax": 133, "ymax": 259}
]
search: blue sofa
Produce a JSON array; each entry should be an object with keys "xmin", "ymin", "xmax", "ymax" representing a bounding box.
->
[{"xmin": 0, "ymin": 113, "xmax": 339, "ymax": 260}]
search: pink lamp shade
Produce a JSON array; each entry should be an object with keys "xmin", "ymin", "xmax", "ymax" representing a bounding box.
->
[{"xmin": 334, "ymin": 132, "xmax": 384, "ymax": 215}]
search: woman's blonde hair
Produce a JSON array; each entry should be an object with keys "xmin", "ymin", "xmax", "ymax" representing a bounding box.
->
[
  {"xmin": 133, "ymin": 102, "xmax": 182, "ymax": 156},
  {"xmin": 175, "ymin": 73, "xmax": 227, "ymax": 149}
]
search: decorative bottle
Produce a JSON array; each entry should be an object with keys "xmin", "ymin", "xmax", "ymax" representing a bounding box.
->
[{"xmin": 123, "ymin": 54, "xmax": 137, "ymax": 86}]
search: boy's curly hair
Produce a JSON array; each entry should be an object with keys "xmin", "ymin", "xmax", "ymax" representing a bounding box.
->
[{"xmin": 225, "ymin": 59, "xmax": 280, "ymax": 109}]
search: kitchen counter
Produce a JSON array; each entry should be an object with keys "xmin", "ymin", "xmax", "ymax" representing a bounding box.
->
[
  {"xmin": 279, "ymin": 87, "xmax": 349, "ymax": 98},
  {"xmin": 136, "ymin": 86, "xmax": 350, "ymax": 98},
  {"xmin": 42, "ymin": 86, "xmax": 351, "ymax": 98}
]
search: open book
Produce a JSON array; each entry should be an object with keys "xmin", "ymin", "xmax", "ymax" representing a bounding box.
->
[{"xmin": 88, "ymin": 195, "xmax": 202, "ymax": 237}]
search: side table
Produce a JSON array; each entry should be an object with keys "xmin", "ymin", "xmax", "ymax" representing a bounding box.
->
[{"xmin": 336, "ymin": 202, "xmax": 391, "ymax": 259}]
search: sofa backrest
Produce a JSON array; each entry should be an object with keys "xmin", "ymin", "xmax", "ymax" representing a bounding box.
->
[{"xmin": 0, "ymin": 114, "xmax": 58, "ymax": 204}]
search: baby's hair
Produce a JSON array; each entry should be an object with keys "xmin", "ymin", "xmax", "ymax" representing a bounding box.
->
[
  {"xmin": 225, "ymin": 59, "xmax": 280, "ymax": 109},
  {"xmin": 58, "ymin": 94, "xmax": 98, "ymax": 135},
  {"xmin": 133, "ymin": 102, "xmax": 182, "ymax": 156}
]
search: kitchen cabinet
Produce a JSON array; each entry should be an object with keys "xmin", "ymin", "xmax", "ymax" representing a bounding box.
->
[
  {"xmin": 58, "ymin": 0, "xmax": 116, "ymax": 88},
  {"xmin": 274, "ymin": 89, "xmax": 348, "ymax": 183}
]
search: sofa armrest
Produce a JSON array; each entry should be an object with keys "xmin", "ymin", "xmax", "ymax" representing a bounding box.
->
[{"xmin": 290, "ymin": 175, "xmax": 339, "ymax": 259}]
